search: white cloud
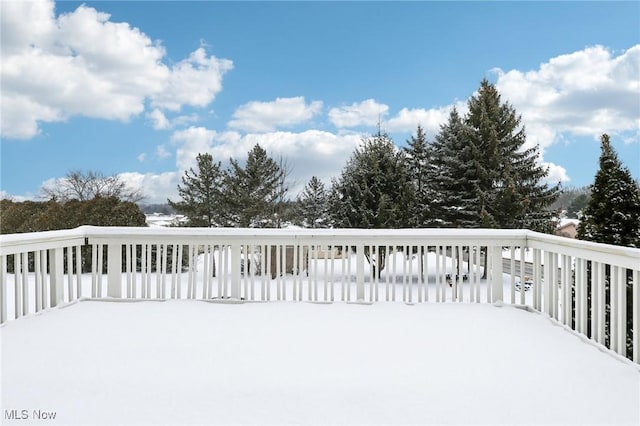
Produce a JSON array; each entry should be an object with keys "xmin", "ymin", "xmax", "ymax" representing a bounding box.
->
[
  {"xmin": 146, "ymin": 109, "xmax": 199, "ymax": 130},
  {"xmin": 0, "ymin": 0, "xmax": 232, "ymax": 139},
  {"xmin": 171, "ymin": 126, "xmax": 219, "ymax": 172},
  {"xmin": 328, "ymin": 99, "xmax": 389, "ymax": 128},
  {"xmin": 493, "ymin": 44, "xmax": 640, "ymax": 151},
  {"xmin": 170, "ymin": 126, "xmax": 362, "ymax": 196},
  {"xmin": 147, "ymin": 109, "xmax": 170, "ymax": 130},
  {"xmin": 228, "ymin": 97, "xmax": 323, "ymax": 133},
  {"xmin": 118, "ymin": 172, "xmax": 179, "ymax": 204},
  {"xmin": 385, "ymin": 102, "xmax": 468, "ymax": 135},
  {"xmin": 0, "ymin": 190, "xmax": 33, "ymax": 202},
  {"xmin": 150, "ymin": 47, "xmax": 233, "ymax": 112},
  {"xmin": 137, "ymin": 153, "xmax": 147, "ymax": 163},
  {"xmin": 156, "ymin": 145, "xmax": 171, "ymax": 159},
  {"xmin": 543, "ymin": 162, "xmax": 570, "ymax": 184}
]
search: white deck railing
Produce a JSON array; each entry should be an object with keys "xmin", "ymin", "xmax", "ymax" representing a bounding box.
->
[{"xmin": 1, "ymin": 225, "xmax": 638, "ymax": 363}]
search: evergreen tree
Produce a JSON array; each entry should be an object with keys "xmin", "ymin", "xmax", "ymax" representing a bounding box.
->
[
  {"xmin": 403, "ymin": 125, "xmax": 434, "ymax": 227},
  {"xmin": 429, "ymin": 107, "xmax": 479, "ymax": 228},
  {"xmin": 577, "ymin": 134, "xmax": 640, "ymax": 247},
  {"xmin": 577, "ymin": 134, "xmax": 640, "ymax": 359},
  {"xmin": 567, "ymin": 193, "xmax": 590, "ymax": 219},
  {"xmin": 168, "ymin": 153, "xmax": 224, "ymax": 227},
  {"xmin": 330, "ymin": 130, "xmax": 414, "ymax": 276},
  {"xmin": 464, "ymin": 79, "xmax": 560, "ymax": 231},
  {"xmin": 330, "ymin": 130, "xmax": 414, "ymax": 229},
  {"xmin": 224, "ymin": 144, "xmax": 287, "ymax": 228},
  {"xmin": 297, "ymin": 176, "xmax": 330, "ymax": 228}
]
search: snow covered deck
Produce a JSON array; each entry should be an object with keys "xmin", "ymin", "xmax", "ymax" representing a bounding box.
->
[
  {"xmin": 2, "ymin": 226, "xmax": 640, "ymax": 424},
  {"xmin": 2, "ymin": 300, "xmax": 639, "ymax": 425}
]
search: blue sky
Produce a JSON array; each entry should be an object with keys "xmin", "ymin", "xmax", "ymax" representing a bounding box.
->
[{"xmin": 1, "ymin": 0, "xmax": 639, "ymax": 204}]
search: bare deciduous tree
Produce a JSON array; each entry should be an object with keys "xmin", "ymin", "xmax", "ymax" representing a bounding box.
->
[{"xmin": 41, "ymin": 170, "xmax": 144, "ymax": 202}]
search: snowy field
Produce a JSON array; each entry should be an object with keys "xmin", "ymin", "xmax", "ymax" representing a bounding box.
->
[{"xmin": 2, "ymin": 300, "xmax": 639, "ymax": 425}]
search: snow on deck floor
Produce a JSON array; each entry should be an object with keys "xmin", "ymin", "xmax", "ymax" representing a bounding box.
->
[{"xmin": 1, "ymin": 301, "xmax": 639, "ymax": 425}]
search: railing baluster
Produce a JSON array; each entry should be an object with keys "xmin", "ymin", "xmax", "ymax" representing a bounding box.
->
[
  {"xmin": 519, "ymin": 247, "xmax": 526, "ymax": 306},
  {"xmin": 578, "ymin": 258, "xmax": 589, "ymax": 334},
  {"xmin": 392, "ymin": 246, "xmax": 398, "ymax": 302},
  {"xmin": 125, "ymin": 244, "xmax": 131, "ymax": 299},
  {"xmin": 475, "ymin": 246, "xmax": 481, "ymax": 303},
  {"xmin": 14, "ymin": 253, "xmax": 22, "ymax": 318},
  {"xmin": 356, "ymin": 244, "xmax": 364, "ymax": 302},
  {"xmin": 265, "ymin": 245, "xmax": 271, "ymax": 301},
  {"xmin": 21, "ymin": 252, "xmax": 28, "ymax": 315},
  {"xmin": 615, "ymin": 266, "xmax": 627, "ymax": 357},
  {"xmin": 491, "ymin": 245, "xmax": 504, "ymax": 304},
  {"xmin": 66, "ymin": 247, "xmax": 73, "ymax": 301},
  {"xmin": 41, "ymin": 251, "xmax": 48, "ymax": 309},
  {"xmin": 187, "ymin": 245, "xmax": 195, "ymax": 299},
  {"xmin": 35, "ymin": 250, "xmax": 42, "ymax": 311},
  {"xmin": 329, "ymin": 244, "xmax": 335, "ymax": 302},
  {"xmin": 323, "ymin": 245, "xmax": 329, "ymax": 302},
  {"xmin": 313, "ymin": 245, "xmax": 319, "ymax": 302},
  {"xmin": 509, "ymin": 247, "xmax": 516, "ymax": 305},
  {"xmin": 97, "ymin": 244, "xmax": 104, "ymax": 298},
  {"xmin": 177, "ymin": 244, "xmax": 184, "ymax": 299},
  {"xmin": 292, "ymin": 244, "xmax": 299, "ymax": 301},
  {"xmin": 561, "ymin": 255, "xmax": 572, "ymax": 327},
  {"xmin": 243, "ymin": 244, "xmax": 249, "ymax": 300},
  {"xmin": 76, "ymin": 245, "xmax": 82, "ymax": 299},
  {"xmin": 249, "ymin": 244, "xmax": 256, "ymax": 301},
  {"xmin": 424, "ymin": 246, "xmax": 430, "ymax": 303},
  {"xmin": 346, "ymin": 245, "xmax": 352, "ymax": 302}
]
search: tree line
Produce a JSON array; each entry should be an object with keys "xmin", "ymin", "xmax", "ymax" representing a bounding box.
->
[
  {"xmin": 172, "ymin": 80, "xmax": 562, "ymax": 232},
  {"xmin": 1, "ymin": 169, "xmax": 147, "ymax": 235}
]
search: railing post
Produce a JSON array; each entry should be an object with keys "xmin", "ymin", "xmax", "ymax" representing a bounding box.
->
[
  {"xmin": 490, "ymin": 245, "xmax": 503, "ymax": 303},
  {"xmin": 356, "ymin": 244, "xmax": 365, "ymax": 301},
  {"xmin": 107, "ymin": 243, "xmax": 122, "ymax": 298},
  {"xmin": 231, "ymin": 244, "xmax": 241, "ymax": 299},
  {"xmin": 49, "ymin": 247, "xmax": 64, "ymax": 307}
]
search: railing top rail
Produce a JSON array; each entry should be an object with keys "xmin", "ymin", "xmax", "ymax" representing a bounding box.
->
[
  {"xmin": 81, "ymin": 225, "xmax": 528, "ymax": 241},
  {"xmin": 0, "ymin": 228, "xmax": 86, "ymax": 255},
  {"xmin": 525, "ymin": 230, "xmax": 640, "ymax": 269},
  {"xmin": 2, "ymin": 226, "xmax": 639, "ymax": 269}
]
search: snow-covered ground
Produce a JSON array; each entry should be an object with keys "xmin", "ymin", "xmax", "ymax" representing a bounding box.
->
[{"xmin": 2, "ymin": 301, "xmax": 639, "ymax": 425}]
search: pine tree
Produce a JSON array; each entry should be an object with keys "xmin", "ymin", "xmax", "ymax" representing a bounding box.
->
[
  {"xmin": 429, "ymin": 107, "xmax": 479, "ymax": 228},
  {"xmin": 464, "ymin": 79, "xmax": 560, "ymax": 231},
  {"xmin": 577, "ymin": 134, "xmax": 640, "ymax": 247},
  {"xmin": 330, "ymin": 130, "xmax": 414, "ymax": 229},
  {"xmin": 577, "ymin": 134, "xmax": 640, "ymax": 359},
  {"xmin": 168, "ymin": 153, "xmax": 224, "ymax": 227},
  {"xmin": 403, "ymin": 125, "xmax": 434, "ymax": 227},
  {"xmin": 297, "ymin": 176, "xmax": 330, "ymax": 228},
  {"xmin": 224, "ymin": 144, "xmax": 287, "ymax": 228},
  {"xmin": 329, "ymin": 130, "xmax": 414, "ymax": 277}
]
